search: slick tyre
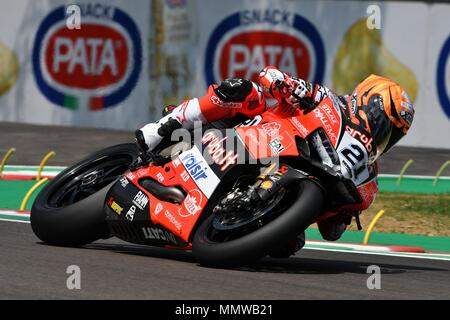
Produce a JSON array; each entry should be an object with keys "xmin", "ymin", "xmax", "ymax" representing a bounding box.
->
[
  {"xmin": 30, "ymin": 144, "xmax": 138, "ymax": 246},
  {"xmin": 192, "ymin": 180, "xmax": 324, "ymax": 268}
]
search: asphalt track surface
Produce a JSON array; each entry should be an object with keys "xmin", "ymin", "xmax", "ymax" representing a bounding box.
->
[
  {"xmin": 0, "ymin": 122, "xmax": 450, "ymax": 300},
  {"xmin": 1, "ymin": 222, "xmax": 449, "ymax": 300}
]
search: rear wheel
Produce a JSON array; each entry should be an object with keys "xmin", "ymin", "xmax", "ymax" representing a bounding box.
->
[
  {"xmin": 30, "ymin": 144, "xmax": 138, "ymax": 246},
  {"xmin": 192, "ymin": 179, "xmax": 324, "ymax": 267}
]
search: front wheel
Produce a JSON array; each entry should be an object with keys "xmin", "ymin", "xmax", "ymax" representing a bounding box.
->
[{"xmin": 192, "ymin": 180, "xmax": 324, "ymax": 267}]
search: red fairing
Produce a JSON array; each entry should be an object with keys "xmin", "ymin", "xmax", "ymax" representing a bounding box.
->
[
  {"xmin": 197, "ymin": 84, "xmax": 266, "ymax": 122},
  {"xmin": 125, "ymin": 158, "xmax": 210, "ymax": 243},
  {"xmin": 349, "ymin": 161, "xmax": 379, "ymax": 211},
  {"xmin": 316, "ymin": 163, "xmax": 378, "ymax": 223},
  {"xmin": 351, "ymin": 179, "xmax": 379, "ymax": 211},
  {"xmin": 235, "ymin": 112, "xmax": 301, "ymax": 159}
]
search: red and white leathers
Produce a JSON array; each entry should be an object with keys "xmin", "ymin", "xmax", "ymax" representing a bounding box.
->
[
  {"xmin": 139, "ymin": 79, "xmax": 266, "ymax": 150},
  {"xmin": 139, "ymin": 66, "xmax": 378, "ymax": 241}
]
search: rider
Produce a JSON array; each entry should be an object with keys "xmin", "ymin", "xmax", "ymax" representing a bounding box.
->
[{"xmin": 135, "ymin": 66, "xmax": 415, "ymax": 256}]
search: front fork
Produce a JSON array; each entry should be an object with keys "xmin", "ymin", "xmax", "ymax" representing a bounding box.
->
[{"xmin": 213, "ymin": 163, "xmax": 324, "ymax": 219}]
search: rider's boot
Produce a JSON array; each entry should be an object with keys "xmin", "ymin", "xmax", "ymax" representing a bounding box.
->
[
  {"xmin": 268, "ymin": 232, "xmax": 305, "ymax": 258},
  {"xmin": 317, "ymin": 213, "xmax": 352, "ymax": 241}
]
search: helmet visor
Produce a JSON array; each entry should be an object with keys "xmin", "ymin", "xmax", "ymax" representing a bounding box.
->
[{"xmin": 361, "ymin": 95, "xmax": 393, "ymax": 163}]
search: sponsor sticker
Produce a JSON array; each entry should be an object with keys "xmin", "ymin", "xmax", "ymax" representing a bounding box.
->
[
  {"xmin": 261, "ymin": 122, "xmax": 281, "ymax": 138},
  {"xmin": 314, "ymin": 108, "xmax": 337, "ymax": 143},
  {"xmin": 172, "ymin": 158, "xmax": 181, "ymax": 168},
  {"xmin": 346, "ymin": 126, "xmax": 374, "ymax": 153},
  {"xmin": 181, "ymin": 170, "xmax": 190, "ymax": 182},
  {"xmin": 400, "ymin": 110, "xmax": 413, "ymax": 126},
  {"xmin": 165, "ymin": 210, "xmax": 182, "ymax": 231},
  {"xmin": 125, "ymin": 205, "xmax": 136, "ymax": 221},
  {"xmin": 320, "ymin": 103, "xmax": 339, "ymax": 125},
  {"xmin": 260, "ymin": 180, "xmax": 273, "ymax": 190},
  {"xmin": 210, "ymin": 95, "xmax": 242, "ymax": 109},
  {"xmin": 119, "ymin": 176, "xmax": 129, "ymax": 188},
  {"xmin": 156, "ymin": 172, "xmax": 165, "ymax": 183},
  {"xmin": 126, "ymin": 172, "xmax": 136, "ymax": 180},
  {"xmin": 178, "ymin": 189, "xmax": 203, "ymax": 217},
  {"xmin": 201, "ymin": 131, "xmax": 239, "ymax": 171},
  {"xmin": 154, "ymin": 202, "xmax": 163, "ymax": 216},
  {"xmin": 350, "ymin": 91, "xmax": 358, "ymax": 115},
  {"xmin": 268, "ymin": 138, "xmax": 285, "ymax": 155},
  {"xmin": 142, "ymin": 227, "xmax": 178, "ymax": 245},
  {"xmin": 289, "ymin": 117, "xmax": 310, "ymax": 137},
  {"xmin": 179, "ymin": 146, "xmax": 220, "ymax": 198},
  {"xmin": 107, "ymin": 196, "xmax": 123, "ymax": 215},
  {"xmin": 133, "ymin": 191, "xmax": 149, "ymax": 210}
]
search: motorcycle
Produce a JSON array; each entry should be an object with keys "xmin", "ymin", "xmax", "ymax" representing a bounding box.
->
[{"xmin": 30, "ymin": 95, "xmax": 363, "ymax": 267}]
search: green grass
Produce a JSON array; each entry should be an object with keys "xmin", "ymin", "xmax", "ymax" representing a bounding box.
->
[
  {"xmin": 344, "ymin": 192, "xmax": 450, "ymax": 236},
  {"xmin": 377, "ymin": 192, "xmax": 450, "ymax": 216}
]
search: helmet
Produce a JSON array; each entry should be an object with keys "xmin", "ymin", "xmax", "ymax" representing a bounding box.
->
[{"xmin": 350, "ymin": 74, "xmax": 415, "ymax": 163}]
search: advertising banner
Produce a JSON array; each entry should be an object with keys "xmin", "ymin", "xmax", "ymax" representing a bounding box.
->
[
  {"xmin": 429, "ymin": 4, "xmax": 450, "ymax": 148},
  {"xmin": 0, "ymin": 0, "xmax": 150, "ymax": 130},
  {"xmin": 1, "ymin": 0, "xmax": 450, "ymax": 149},
  {"xmin": 191, "ymin": 0, "xmax": 436, "ymax": 148}
]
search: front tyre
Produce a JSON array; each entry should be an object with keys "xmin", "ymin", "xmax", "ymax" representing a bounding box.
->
[
  {"xmin": 30, "ymin": 143, "xmax": 138, "ymax": 246},
  {"xmin": 192, "ymin": 180, "xmax": 324, "ymax": 268}
]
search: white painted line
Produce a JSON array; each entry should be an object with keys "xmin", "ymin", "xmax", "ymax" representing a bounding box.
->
[
  {"xmin": 379, "ymin": 174, "xmax": 450, "ymax": 180},
  {"xmin": 0, "ymin": 211, "xmax": 30, "ymax": 216},
  {"xmin": 306, "ymin": 240, "xmax": 395, "ymax": 252},
  {"xmin": 0, "ymin": 218, "xmax": 30, "ymax": 224},
  {"xmin": 4, "ymin": 165, "xmax": 66, "ymax": 170},
  {"xmin": 302, "ymin": 247, "xmax": 450, "ymax": 261},
  {"xmin": 2, "ymin": 171, "xmax": 60, "ymax": 176},
  {"xmin": 0, "ymin": 211, "xmax": 448, "ymax": 261}
]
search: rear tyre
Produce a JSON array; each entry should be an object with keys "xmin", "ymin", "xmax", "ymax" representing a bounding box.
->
[
  {"xmin": 30, "ymin": 144, "xmax": 138, "ymax": 246},
  {"xmin": 192, "ymin": 180, "xmax": 324, "ymax": 268}
]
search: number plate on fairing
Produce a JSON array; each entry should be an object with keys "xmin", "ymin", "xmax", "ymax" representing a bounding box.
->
[{"xmin": 336, "ymin": 131, "xmax": 370, "ymax": 185}]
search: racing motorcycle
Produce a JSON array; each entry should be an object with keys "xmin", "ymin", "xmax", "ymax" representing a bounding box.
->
[{"xmin": 30, "ymin": 95, "xmax": 364, "ymax": 267}]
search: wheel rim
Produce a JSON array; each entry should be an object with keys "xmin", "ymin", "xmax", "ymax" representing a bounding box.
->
[
  {"xmin": 206, "ymin": 188, "xmax": 295, "ymax": 243},
  {"xmin": 47, "ymin": 153, "xmax": 134, "ymax": 208},
  {"xmin": 212, "ymin": 190, "xmax": 285, "ymax": 231}
]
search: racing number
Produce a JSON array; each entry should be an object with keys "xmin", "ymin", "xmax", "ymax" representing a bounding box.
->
[{"xmin": 340, "ymin": 144, "xmax": 366, "ymax": 179}]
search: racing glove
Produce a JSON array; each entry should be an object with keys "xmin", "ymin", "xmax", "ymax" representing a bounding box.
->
[
  {"xmin": 259, "ymin": 66, "xmax": 317, "ymax": 114},
  {"xmin": 282, "ymin": 77, "xmax": 317, "ymax": 114}
]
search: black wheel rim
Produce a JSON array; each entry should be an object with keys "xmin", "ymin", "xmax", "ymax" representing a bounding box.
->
[
  {"xmin": 47, "ymin": 153, "xmax": 134, "ymax": 208},
  {"xmin": 206, "ymin": 188, "xmax": 296, "ymax": 243},
  {"xmin": 212, "ymin": 190, "xmax": 285, "ymax": 231}
]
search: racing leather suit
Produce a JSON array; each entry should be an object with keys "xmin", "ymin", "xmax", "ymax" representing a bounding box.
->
[{"xmin": 138, "ymin": 66, "xmax": 378, "ymax": 243}]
